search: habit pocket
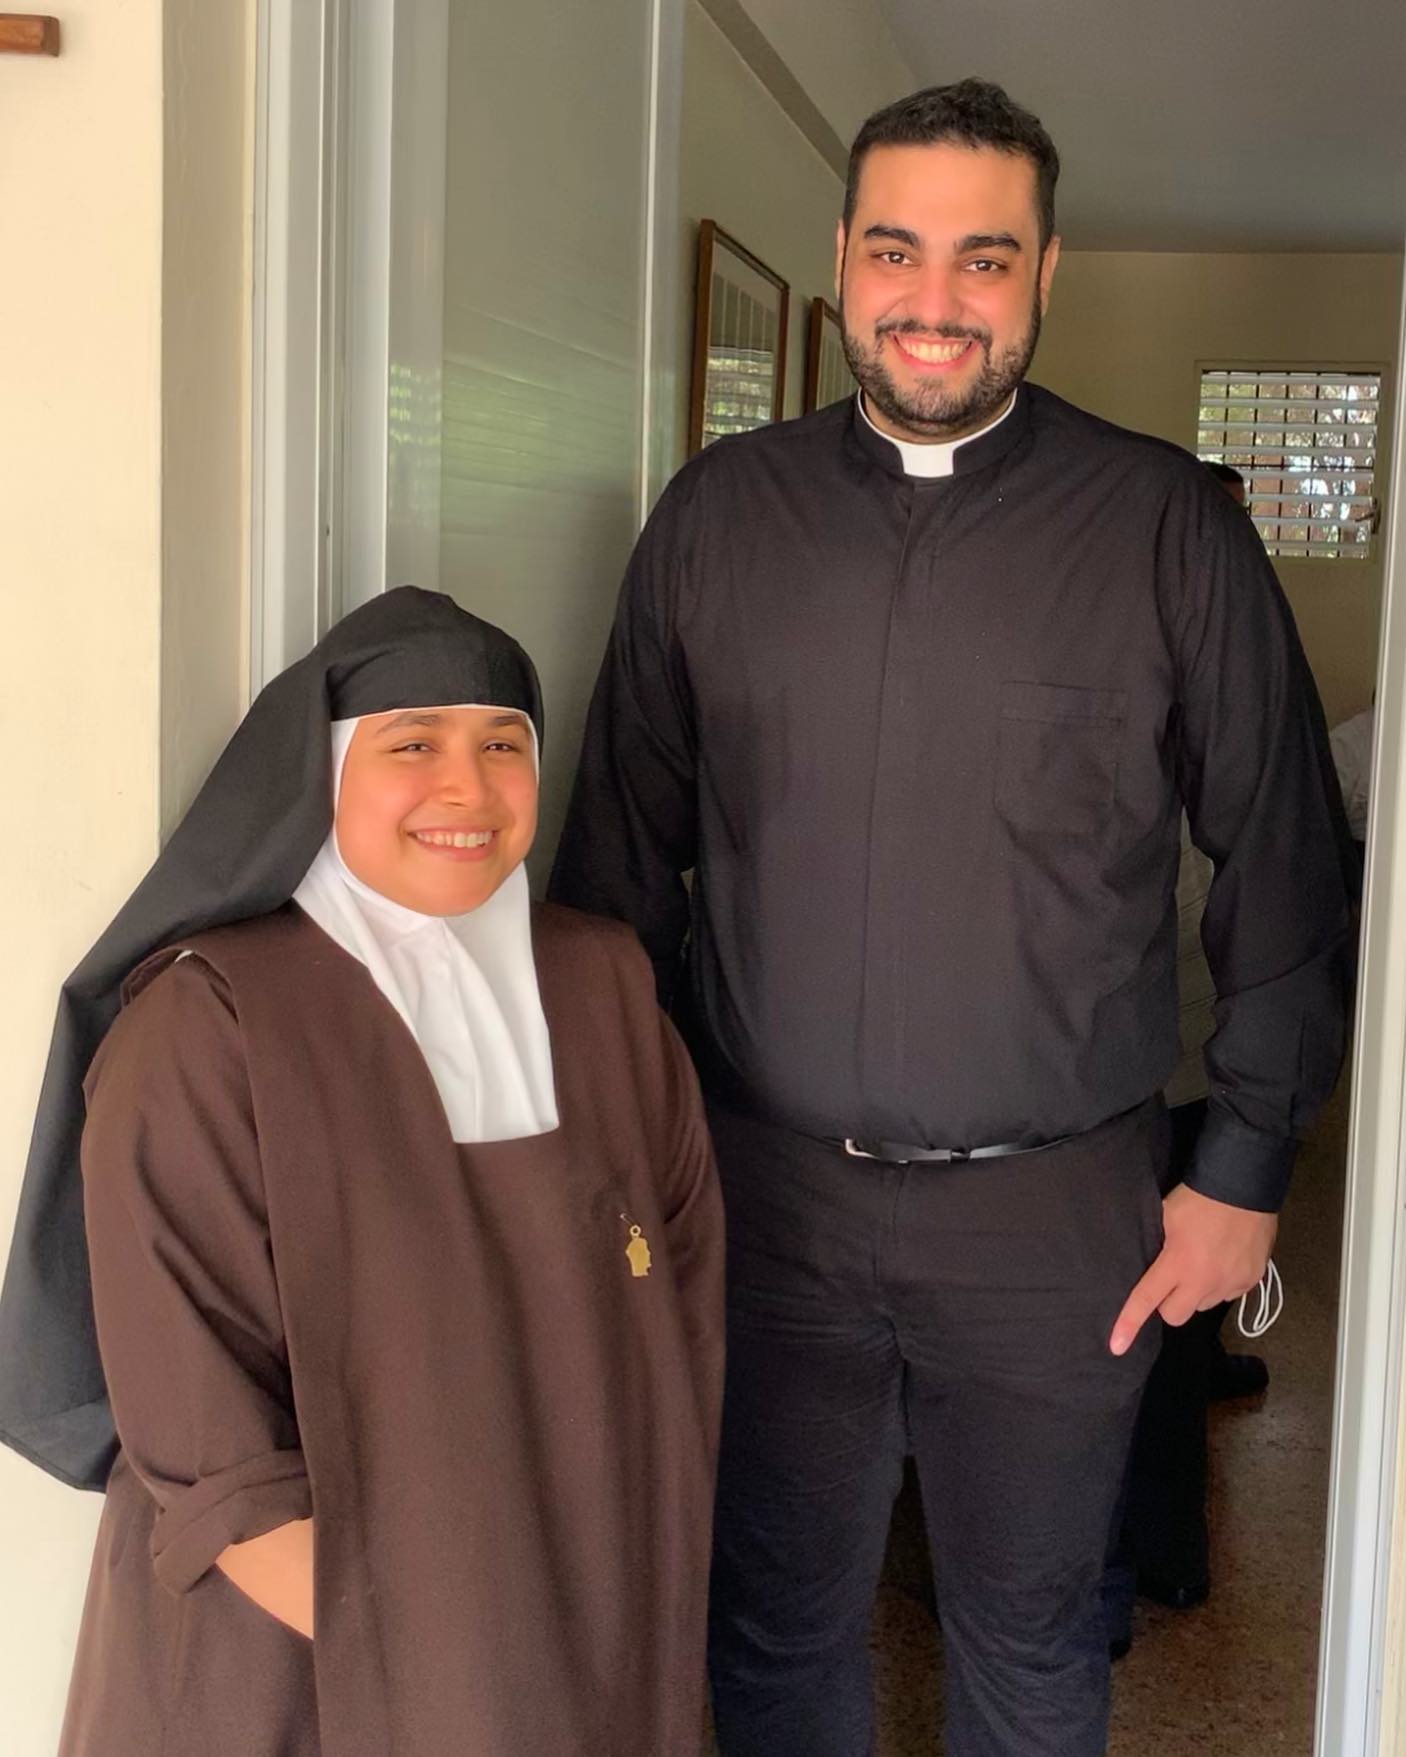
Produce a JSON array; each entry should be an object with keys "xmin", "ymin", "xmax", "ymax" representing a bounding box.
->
[{"xmin": 995, "ymin": 680, "xmax": 1127, "ymax": 837}]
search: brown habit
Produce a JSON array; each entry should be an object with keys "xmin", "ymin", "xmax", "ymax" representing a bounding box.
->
[{"xmin": 60, "ymin": 902, "xmax": 723, "ymax": 1756}]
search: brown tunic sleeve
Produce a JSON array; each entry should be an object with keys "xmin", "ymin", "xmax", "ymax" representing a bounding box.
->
[
  {"xmin": 657, "ymin": 1011, "xmax": 726, "ymax": 1447},
  {"xmin": 81, "ymin": 955, "xmax": 312, "ymax": 1594}
]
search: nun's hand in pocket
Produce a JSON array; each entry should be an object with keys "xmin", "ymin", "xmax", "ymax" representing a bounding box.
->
[{"xmin": 1108, "ymin": 1185, "xmax": 1278, "ymax": 1357}]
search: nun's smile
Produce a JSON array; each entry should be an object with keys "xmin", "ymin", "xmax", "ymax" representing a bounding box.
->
[
  {"xmin": 409, "ymin": 826, "xmax": 497, "ymax": 854},
  {"xmin": 336, "ymin": 706, "xmax": 538, "ymax": 916}
]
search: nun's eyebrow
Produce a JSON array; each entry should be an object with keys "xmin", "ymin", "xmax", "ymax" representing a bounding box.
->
[
  {"xmin": 378, "ymin": 711, "xmax": 445, "ymax": 733},
  {"xmin": 488, "ymin": 712, "xmax": 528, "ymax": 729}
]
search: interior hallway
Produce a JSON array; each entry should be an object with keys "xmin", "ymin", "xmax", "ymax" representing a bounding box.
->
[{"xmin": 704, "ymin": 1076, "xmax": 1349, "ymax": 1754}]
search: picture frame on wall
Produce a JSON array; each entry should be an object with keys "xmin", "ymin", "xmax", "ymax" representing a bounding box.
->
[
  {"xmin": 689, "ymin": 220, "xmax": 790, "ymax": 455},
  {"xmin": 804, "ymin": 297, "xmax": 855, "ymax": 413}
]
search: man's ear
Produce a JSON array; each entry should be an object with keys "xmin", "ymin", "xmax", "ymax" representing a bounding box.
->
[
  {"xmin": 1038, "ymin": 234, "xmax": 1062, "ymax": 314},
  {"xmin": 834, "ymin": 219, "xmax": 846, "ymax": 302}
]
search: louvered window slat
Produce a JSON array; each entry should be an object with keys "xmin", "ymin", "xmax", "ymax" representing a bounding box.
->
[{"xmin": 1195, "ymin": 367, "xmax": 1381, "ymax": 560}]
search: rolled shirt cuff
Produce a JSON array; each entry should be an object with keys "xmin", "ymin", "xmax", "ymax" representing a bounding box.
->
[
  {"xmin": 1183, "ymin": 1108, "xmax": 1298, "ymax": 1213},
  {"xmin": 150, "ymin": 1448, "xmax": 312, "ymax": 1594}
]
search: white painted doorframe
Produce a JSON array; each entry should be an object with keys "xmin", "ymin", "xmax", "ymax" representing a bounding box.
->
[
  {"xmin": 249, "ymin": 0, "xmax": 335, "ymax": 692},
  {"xmin": 1317, "ymin": 263, "xmax": 1406, "ymax": 1757},
  {"xmin": 251, "ymin": 7, "xmax": 1406, "ymax": 1748},
  {"xmin": 339, "ymin": 0, "xmax": 448, "ymax": 614},
  {"xmin": 249, "ymin": 0, "xmax": 448, "ymax": 694}
]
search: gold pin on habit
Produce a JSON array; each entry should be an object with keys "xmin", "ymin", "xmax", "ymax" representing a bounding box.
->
[{"xmin": 625, "ymin": 1224, "xmax": 652, "ymax": 1278}]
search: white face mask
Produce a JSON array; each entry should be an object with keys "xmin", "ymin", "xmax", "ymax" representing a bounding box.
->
[{"xmin": 290, "ymin": 712, "xmax": 558, "ymax": 1144}]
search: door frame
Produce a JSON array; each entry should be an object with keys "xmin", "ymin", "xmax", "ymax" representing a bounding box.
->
[
  {"xmin": 250, "ymin": 0, "xmax": 679, "ymax": 692},
  {"xmin": 249, "ymin": 0, "xmax": 448, "ymax": 694},
  {"xmin": 1317, "ymin": 265, "xmax": 1406, "ymax": 1757},
  {"xmin": 251, "ymin": 5, "xmax": 1406, "ymax": 1748}
]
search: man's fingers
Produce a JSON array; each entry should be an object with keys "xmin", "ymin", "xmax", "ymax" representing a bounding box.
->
[
  {"xmin": 1158, "ymin": 1286, "xmax": 1200, "ymax": 1330},
  {"xmin": 1109, "ymin": 1259, "xmax": 1176, "ymax": 1356}
]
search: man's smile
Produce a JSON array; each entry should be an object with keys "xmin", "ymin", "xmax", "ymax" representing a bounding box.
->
[{"xmin": 887, "ymin": 333, "xmax": 979, "ymax": 370}]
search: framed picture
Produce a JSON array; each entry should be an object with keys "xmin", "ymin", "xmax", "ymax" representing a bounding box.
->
[
  {"xmin": 804, "ymin": 297, "xmax": 855, "ymax": 413},
  {"xmin": 689, "ymin": 220, "xmax": 790, "ymax": 455}
]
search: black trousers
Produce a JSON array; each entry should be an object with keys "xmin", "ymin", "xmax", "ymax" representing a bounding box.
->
[
  {"xmin": 1104, "ymin": 1098, "xmax": 1216, "ymax": 1635},
  {"xmin": 706, "ymin": 1099, "xmax": 1168, "ymax": 1757}
]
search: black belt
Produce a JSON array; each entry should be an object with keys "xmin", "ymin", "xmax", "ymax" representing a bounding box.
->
[{"xmin": 840, "ymin": 1132, "xmax": 1071, "ymax": 1166}]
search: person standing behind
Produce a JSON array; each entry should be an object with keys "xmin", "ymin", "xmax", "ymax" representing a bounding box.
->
[
  {"xmin": 551, "ymin": 79, "xmax": 1351, "ymax": 1757},
  {"xmin": 1204, "ymin": 460, "xmax": 1247, "ymax": 505},
  {"xmin": 1331, "ymin": 699, "xmax": 1376, "ymax": 881}
]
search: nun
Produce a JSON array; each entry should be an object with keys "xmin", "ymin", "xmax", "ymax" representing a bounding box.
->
[{"xmin": 0, "ymin": 588, "xmax": 724, "ymax": 1756}]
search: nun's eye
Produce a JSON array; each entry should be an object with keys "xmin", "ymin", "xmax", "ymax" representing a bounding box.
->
[{"xmin": 391, "ymin": 740, "xmax": 434, "ymax": 754}]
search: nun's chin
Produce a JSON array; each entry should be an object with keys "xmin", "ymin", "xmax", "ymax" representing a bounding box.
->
[
  {"xmin": 344, "ymin": 840, "xmax": 531, "ymax": 918},
  {"xmin": 418, "ymin": 866, "xmax": 525, "ymax": 917}
]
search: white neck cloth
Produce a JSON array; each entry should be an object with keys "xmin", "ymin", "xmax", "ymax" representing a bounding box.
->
[
  {"xmin": 291, "ymin": 715, "xmax": 558, "ymax": 1144},
  {"xmin": 857, "ymin": 385, "xmax": 1017, "ymax": 478}
]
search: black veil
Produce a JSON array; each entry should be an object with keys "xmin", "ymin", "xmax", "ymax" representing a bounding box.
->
[{"xmin": 0, "ymin": 587, "xmax": 542, "ymax": 1488}]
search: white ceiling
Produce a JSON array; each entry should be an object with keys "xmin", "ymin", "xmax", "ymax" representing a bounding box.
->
[{"xmin": 876, "ymin": 0, "xmax": 1406, "ymax": 252}]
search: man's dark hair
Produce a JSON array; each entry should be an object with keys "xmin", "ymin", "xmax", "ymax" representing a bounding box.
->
[
  {"xmin": 1205, "ymin": 462, "xmax": 1245, "ymax": 488},
  {"xmin": 843, "ymin": 78, "xmax": 1060, "ymax": 251}
]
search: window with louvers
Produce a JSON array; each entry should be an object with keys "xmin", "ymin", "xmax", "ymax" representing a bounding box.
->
[{"xmin": 1196, "ymin": 368, "xmax": 1381, "ymax": 560}]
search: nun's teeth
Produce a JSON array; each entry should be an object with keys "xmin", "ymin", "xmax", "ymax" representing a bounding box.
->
[{"xmin": 413, "ymin": 829, "xmax": 493, "ymax": 848}]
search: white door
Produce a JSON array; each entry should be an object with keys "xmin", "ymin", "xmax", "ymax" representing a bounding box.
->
[{"xmin": 254, "ymin": 6, "xmax": 1406, "ymax": 1748}]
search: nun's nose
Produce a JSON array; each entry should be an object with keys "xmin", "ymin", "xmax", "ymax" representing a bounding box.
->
[{"xmin": 439, "ymin": 750, "xmax": 493, "ymax": 807}]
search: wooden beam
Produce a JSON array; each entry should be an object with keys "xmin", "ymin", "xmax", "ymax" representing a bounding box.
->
[{"xmin": 0, "ymin": 15, "xmax": 61, "ymax": 56}]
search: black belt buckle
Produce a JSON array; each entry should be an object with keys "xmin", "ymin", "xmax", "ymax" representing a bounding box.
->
[{"xmin": 843, "ymin": 1137, "xmax": 969, "ymax": 1166}]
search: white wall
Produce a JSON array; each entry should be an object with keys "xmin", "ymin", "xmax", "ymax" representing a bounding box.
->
[
  {"xmin": 0, "ymin": 14, "xmax": 163, "ymax": 1744},
  {"xmin": 0, "ymin": 5, "xmax": 251, "ymax": 1747}
]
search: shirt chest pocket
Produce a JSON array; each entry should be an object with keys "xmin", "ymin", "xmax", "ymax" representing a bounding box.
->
[{"xmin": 995, "ymin": 681, "xmax": 1127, "ymax": 837}]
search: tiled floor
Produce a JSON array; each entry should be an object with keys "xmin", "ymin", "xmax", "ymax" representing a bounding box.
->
[{"xmin": 705, "ymin": 1079, "xmax": 1348, "ymax": 1754}]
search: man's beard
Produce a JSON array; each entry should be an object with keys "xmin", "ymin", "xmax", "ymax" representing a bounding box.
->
[{"xmin": 840, "ymin": 294, "xmax": 1042, "ymax": 441}]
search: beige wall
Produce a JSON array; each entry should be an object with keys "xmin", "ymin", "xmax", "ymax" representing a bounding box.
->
[
  {"xmin": 1037, "ymin": 251, "xmax": 1403, "ymax": 726},
  {"xmin": 678, "ymin": 0, "xmax": 846, "ymax": 465},
  {"xmin": 0, "ymin": 4, "xmax": 251, "ymax": 1747}
]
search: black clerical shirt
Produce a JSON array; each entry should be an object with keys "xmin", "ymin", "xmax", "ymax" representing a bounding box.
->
[{"xmin": 549, "ymin": 386, "xmax": 1352, "ymax": 1212}]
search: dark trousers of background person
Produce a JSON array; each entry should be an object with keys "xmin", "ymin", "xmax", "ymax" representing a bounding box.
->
[
  {"xmin": 1104, "ymin": 1098, "xmax": 1217, "ymax": 1641},
  {"xmin": 705, "ymin": 1098, "xmax": 1170, "ymax": 1757}
]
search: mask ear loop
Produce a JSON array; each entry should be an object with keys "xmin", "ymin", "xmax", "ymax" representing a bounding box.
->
[{"xmin": 1237, "ymin": 1258, "xmax": 1283, "ymax": 1340}]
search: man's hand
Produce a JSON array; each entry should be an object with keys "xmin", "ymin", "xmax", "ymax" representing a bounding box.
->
[{"xmin": 1109, "ymin": 1185, "xmax": 1278, "ymax": 1356}]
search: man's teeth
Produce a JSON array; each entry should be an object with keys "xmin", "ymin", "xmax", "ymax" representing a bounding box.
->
[
  {"xmin": 414, "ymin": 830, "xmax": 493, "ymax": 848},
  {"xmin": 898, "ymin": 337, "xmax": 971, "ymax": 363}
]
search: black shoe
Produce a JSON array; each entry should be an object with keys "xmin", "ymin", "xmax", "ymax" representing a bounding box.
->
[
  {"xmin": 1137, "ymin": 1572, "xmax": 1210, "ymax": 1611},
  {"xmin": 1209, "ymin": 1351, "xmax": 1269, "ymax": 1401}
]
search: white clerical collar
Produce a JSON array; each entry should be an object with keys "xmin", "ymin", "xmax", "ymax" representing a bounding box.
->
[{"xmin": 857, "ymin": 387, "xmax": 1018, "ymax": 478}]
